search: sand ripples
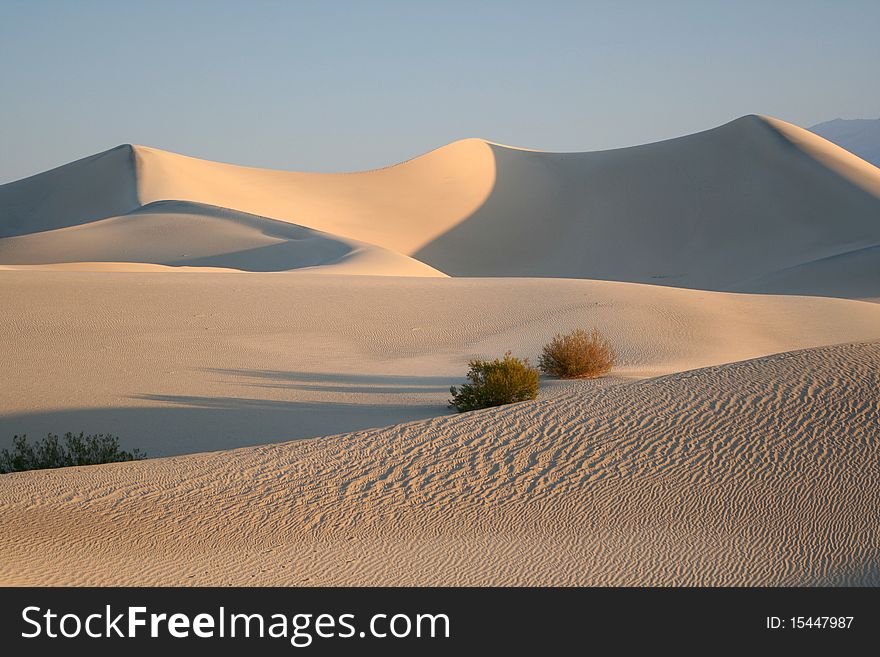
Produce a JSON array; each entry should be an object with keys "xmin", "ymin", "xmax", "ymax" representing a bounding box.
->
[{"xmin": 2, "ymin": 341, "xmax": 877, "ymax": 585}]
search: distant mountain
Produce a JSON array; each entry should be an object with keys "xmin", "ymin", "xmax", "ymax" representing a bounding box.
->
[{"xmin": 810, "ymin": 118, "xmax": 880, "ymax": 167}]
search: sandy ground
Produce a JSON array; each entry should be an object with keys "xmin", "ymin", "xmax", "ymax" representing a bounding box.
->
[
  {"xmin": 1, "ymin": 341, "xmax": 877, "ymax": 586},
  {"xmin": 2, "ymin": 272, "xmax": 879, "ymax": 457},
  {"xmin": 1, "ymin": 114, "xmax": 879, "ymax": 585}
]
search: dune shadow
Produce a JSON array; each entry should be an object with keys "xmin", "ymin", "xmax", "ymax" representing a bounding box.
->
[
  {"xmin": 202, "ymin": 368, "xmax": 455, "ymax": 394},
  {"xmin": 0, "ymin": 395, "xmax": 451, "ymax": 458},
  {"xmin": 166, "ymin": 238, "xmax": 351, "ymax": 272}
]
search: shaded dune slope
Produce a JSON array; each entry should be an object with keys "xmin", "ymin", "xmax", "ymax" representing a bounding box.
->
[
  {"xmin": 418, "ymin": 117, "xmax": 880, "ymax": 293},
  {"xmin": 739, "ymin": 243, "xmax": 880, "ymax": 302},
  {"xmin": 1, "ymin": 341, "xmax": 877, "ymax": 586},
  {"xmin": 0, "ymin": 144, "xmax": 139, "ymax": 237}
]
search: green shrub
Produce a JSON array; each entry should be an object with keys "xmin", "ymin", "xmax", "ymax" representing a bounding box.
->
[
  {"xmin": 539, "ymin": 328, "xmax": 615, "ymax": 379},
  {"xmin": 0, "ymin": 432, "xmax": 145, "ymax": 473},
  {"xmin": 449, "ymin": 352, "xmax": 539, "ymax": 412}
]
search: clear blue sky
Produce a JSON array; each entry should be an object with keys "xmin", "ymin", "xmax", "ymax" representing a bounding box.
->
[{"xmin": 1, "ymin": 0, "xmax": 878, "ymax": 182}]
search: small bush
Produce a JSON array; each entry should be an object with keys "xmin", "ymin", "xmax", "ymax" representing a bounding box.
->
[
  {"xmin": 539, "ymin": 328, "xmax": 615, "ymax": 379},
  {"xmin": 449, "ymin": 352, "xmax": 539, "ymax": 412},
  {"xmin": 0, "ymin": 432, "xmax": 145, "ymax": 473}
]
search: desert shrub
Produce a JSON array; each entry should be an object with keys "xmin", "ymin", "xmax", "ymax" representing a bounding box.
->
[
  {"xmin": 0, "ymin": 432, "xmax": 145, "ymax": 473},
  {"xmin": 539, "ymin": 328, "xmax": 615, "ymax": 379},
  {"xmin": 449, "ymin": 352, "xmax": 539, "ymax": 412}
]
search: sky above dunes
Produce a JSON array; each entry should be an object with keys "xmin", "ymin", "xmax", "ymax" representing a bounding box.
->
[{"xmin": 1, "ymin": 0, "xmax": 879, "ymax": 183}]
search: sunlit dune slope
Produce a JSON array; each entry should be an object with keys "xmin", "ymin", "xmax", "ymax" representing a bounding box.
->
[{"xmin": 132, "ymin": 138, "xmax": 496, "ymax": 257}]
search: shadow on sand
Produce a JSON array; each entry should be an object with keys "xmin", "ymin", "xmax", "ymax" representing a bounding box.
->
[
  {"xmin": 202, "ymin": 368, "xmax": 456, "ymax": 395},
  {"xmin": 0, "ymin": 391, "xmax": 453, "ymax": 459}
]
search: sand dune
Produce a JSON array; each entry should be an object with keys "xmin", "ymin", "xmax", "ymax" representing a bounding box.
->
[
  {"xmin": 0, "ymin": 200, "xmax": 444, "ymax": 276},
  {"xmin": 2, "ymin": 271, "xmax": 879, "ymax": 457},
  {"xmin": 0, "ymin": 144, "xmax": 138, "ymax": 238},
  {"xmin": 0, "ymin": 138, "xmax": 496, "ymax": 274},
  {"xmin": 739, "ymin": 243, "xmax": 880, "ymax": 302},
  {"xmin": 2, "ymin": 115, "xmax": 879, "ymax": 291},
  {"xmin": 2, "ymin": 341, "xmax": 877, "ymax": 586},
  {"xmin": 419, "ymin": 117, "xmax": 880, "ymax": 291},
  {"xmin": 2, "ymin": 115, "xmax": 879, "ymax": 586}
]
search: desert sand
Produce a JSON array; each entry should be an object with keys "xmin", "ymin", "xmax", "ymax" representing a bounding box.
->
[
  {"xmin": 1, "ymin": 341, "xmax": 877, "ymax": 586},
  {"xmin": 0, "ymin": 114, "xmax": 878, "ymax": 585},
  {"xmin": 2, "ymin": 272, "xmax": 880, "ymax": 457}
]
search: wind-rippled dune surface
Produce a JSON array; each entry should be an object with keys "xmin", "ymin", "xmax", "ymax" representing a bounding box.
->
[{"xmin": 1, "ymin": 342, "xmax": 878, "ymax": 586}]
